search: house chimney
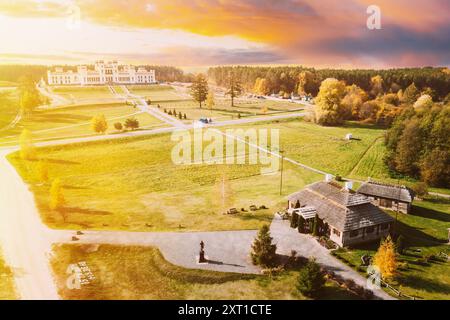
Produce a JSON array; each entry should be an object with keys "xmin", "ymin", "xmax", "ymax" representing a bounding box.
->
[
  {"xmin": 344, "ymin": 181, "xmax": 353, "ymax": 191},
  {"xmin": 325, "ymin": 174, "xmax": 333, "ymax": 182}
]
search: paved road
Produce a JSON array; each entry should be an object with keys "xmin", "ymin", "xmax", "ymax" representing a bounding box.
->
[{"xmin": 0, "ymin": 149, "xmax": 59, "ymax": 300}]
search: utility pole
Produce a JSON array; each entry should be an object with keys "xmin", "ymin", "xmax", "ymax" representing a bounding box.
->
[{"xmin": 279, "ymin": 150, "xmax": 284, "ymax": 195}]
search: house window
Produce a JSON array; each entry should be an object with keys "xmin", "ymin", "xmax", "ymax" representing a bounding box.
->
[
  {"xmin": 350, "ymin": 230, "xmax": 359, "ymax": 238},
  {"xmin": 366, "ymin": 226, "xmax": 375, "ymax": 234},
  {"xmin": 333, "ymin": 228, "xmax": 341, "ymax": 237}
]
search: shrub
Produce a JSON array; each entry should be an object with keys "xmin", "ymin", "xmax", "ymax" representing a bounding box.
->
[
  {"xmin": 296, "ymin": 258, "xmax": 326, "ymax": 298},
  {"xmin": 290, "ymin": 213, "xmax": 299, "ymax": 228},
  {"xmin": 114, "ymin": 122, "xmax": 123, "ymax": 131}
]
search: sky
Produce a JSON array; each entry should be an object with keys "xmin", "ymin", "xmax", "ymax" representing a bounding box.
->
[{"xmin": 0, "ymin": 0, "xmax": 449, "ymax": 68}]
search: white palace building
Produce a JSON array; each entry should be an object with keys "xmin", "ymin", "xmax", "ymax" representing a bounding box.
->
[{"xmin": 47, "ymin": 60, "xmax": 156, "ymax": 86}]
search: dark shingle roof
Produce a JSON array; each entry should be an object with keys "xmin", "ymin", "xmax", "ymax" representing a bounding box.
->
[
  {"xmin": 288, "ymin": 181, "xmax": 394, "ymax": 232},
  {"xmin": 357, "ymin": 181, "xmax": 414, "ymax": 203}
]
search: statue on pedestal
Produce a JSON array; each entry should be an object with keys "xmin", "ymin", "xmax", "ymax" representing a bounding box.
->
[{"xmin": 199, "ymin": 240, "xmax": 206, "ymax": 263}]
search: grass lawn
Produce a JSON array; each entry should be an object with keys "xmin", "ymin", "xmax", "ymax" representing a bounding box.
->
[
  {"xmin": 134, "ymin": 85, "xmax": 307, "ymax": 122},
  {"xmin": 230, "ymin": 119, "xmax": 386, "ymax": 177},
  {"xmin": 8, "ymin": 129, "xmax": 322, "ymax": 231},
  {"xmin": 51, "ymin": 244, "xmax": 358, "ymax": 300},
  {"xmin": 333, "ymin": 197, "xmax": 450, "ymax": 300},
  {"xmin": 51, "ymin": 86, "xmax": 116, "ymax": 100},
  {"xmin": 0, "ymin": 88, "xmax": 19, "ymax": 130},
  {"xmin": 0, "ymin": 251, "xmax": 16, "ymax": 300},
  {"xmin": 0, "ymin": 103, "xmax": 165, "ymax": 145}
]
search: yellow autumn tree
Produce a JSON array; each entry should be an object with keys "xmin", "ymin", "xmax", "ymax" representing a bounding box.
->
[
  {"xmin": 373, "ymin": 235, "xmax": 397, "ymax": 279},
  {"xmin": 91, "ymin": 114, "xmax": 108, "ymax": 134},
  {"xmin": 37, "ymin": 160, "xmax": 49, "ymax": 182},
  {"xmin": 50, "ymin": 178, "xmax": 65, "ymax": 211},
  {"xmin": 19, "ymin": 129, "xmax": 37, "ymax": 160}
]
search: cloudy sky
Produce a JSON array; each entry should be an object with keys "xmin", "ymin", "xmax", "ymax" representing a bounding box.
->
[{"xmin": 0, "ymin": 0, "xmax": 449, "ymax": 68}]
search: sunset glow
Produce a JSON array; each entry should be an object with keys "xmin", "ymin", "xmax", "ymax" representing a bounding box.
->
[{"xmin": 0, "ymin": 0, "xmax": 449, "ymax": 67}]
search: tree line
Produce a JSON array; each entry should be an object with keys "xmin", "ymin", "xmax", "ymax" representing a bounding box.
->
[{"xmin": 208, "ymin": 66, "xmax": 450, "ymax": 101}]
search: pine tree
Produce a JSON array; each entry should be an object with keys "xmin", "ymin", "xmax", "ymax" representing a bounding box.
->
[
  {"xmin": 296, "ymin": 258, "xmax": 326, "ymax": 297},
  {"xmin": 226, "ymin": 72, "xmax": 243, "ymax": 107},
  {"xmin": 312, "ymin": 214, "xmax": 319, "ymax": 236},
  {"xmin": 251, "ymin": 225, "xmax": 277, "ymax": 267},
  {"xmin": 373, "ymin": 235, "xmax": 397, "ymax": 279},
  {"xmin": 189, "ymin": 74, "xmax": 209, "ymax": 108}
]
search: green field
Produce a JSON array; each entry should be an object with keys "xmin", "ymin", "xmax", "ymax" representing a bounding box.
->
[
  {"xmin": 132, "ymin": 85, "xmax": 306, "ymax": 122},
  {"xmin": 333, "ymin": 197, "xmax": 450, "ymax": 300},
  {"xmin": 0, "ymin": 103, "xmax": 165, "ymax": 145},
  {"xmin": 0, "ymin": 251, "xmax": 16, "ymax": 300},
  {"xmin": 51, "ymin": 86, "xmax": 116, "ymax": 100},
  {"xmin": 8, "ymin": 129, "xmax": 321, "ymax": 231},
  {"xmin": 51, "ymin": 244, "xmax": 357, "ymax": 300},
  {"xmin": 231, "ymin": 119, "xmax": 386, "ymax": 177}
]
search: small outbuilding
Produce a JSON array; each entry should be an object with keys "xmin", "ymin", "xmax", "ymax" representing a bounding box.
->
[
  {"xmin": 357, "ymin": 180, "xmax": 415, "ymax": 214},
  {"xmin": 345, "ymin": 133, "xmax": 353, "ymax": 140}
]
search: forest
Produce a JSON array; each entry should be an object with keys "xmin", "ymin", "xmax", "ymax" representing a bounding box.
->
[{"xmin": 208, "ymin": 66, "xmax": 450, "ymax": 101}]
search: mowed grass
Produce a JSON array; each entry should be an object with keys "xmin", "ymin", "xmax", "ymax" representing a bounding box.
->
[
  {"xmin": 9, "ymin": 130, "xmax": 321, "ymax": 231},
  {"xmin": 0, "ymin": 251, "xmax": 16, "ymax": 300},
  {"xmin": 0, "ymin": 103, "xmax": 165, "ymax": 145},
  {"xmin": 51, "ymin": 86, "xmax": 116, "ymax": 100},
  {"xmin": 333, "ymin": 197, "xmax": 450, "ymax": 300},
  {"xmin": 229, "ymin": 119, "xmax": 386, "ymax": 177},
  {"xmin": 133, "ymin": 85, "xmax": 307, "ymax": 122},
  {"xmin": 51, "ymin": 244, "xmax": 358, "ymax": 300},
  {"xmin": 0, "ymin": 89, "xmax": 19, "ymax": 130}
]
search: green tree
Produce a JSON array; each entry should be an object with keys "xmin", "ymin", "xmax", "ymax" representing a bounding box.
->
[
  {"xmin": 296, "ymin": 258, "xmax": 326, "ymax": 298},
  {"xmin": 251, "ymin": 225, "xmax": 277, "ymax": 267},
  {"xmin": 18, "ymin": 76, "xmax": 42, "ymax": 115},
  {"xmin": 189, "ymin": 73, "xmax": 209, "ymax": 108},
  {"xmin": 315, "ymin": 78, "xmax": 347, "ymax": 126},
  {"xmin": 91, "ymin": 114, "xmax": 108, "ymax": 134},
  {"xmin": 402, "ymin": 83, "xmax": 419, "ymax": 104},
  {"xmin": 124, "ymin": 118, "xmax": 140, "ymax": 130},
  {"xmin": 420, "ymin": 148, "xmax": 450, "ymax": 186},
  {"xmin": 226, "ymin": 72, "xmax": 243, "ymax": 107}
]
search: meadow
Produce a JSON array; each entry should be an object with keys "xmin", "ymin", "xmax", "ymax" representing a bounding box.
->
[
  {"xmin": 0, "ymin": 251, "xmax": 16, "ymax": 300},
  {"xmin": 333, "ymin": 196, "xmax": 450, "ymax": 300},
  {"xmin": 51, "ymin": 244, "xmax": 357, "ymax": 300},
  {"xmin": 51, "ymin": 86, "xmax": 116, "ymax": 100},
  {"xmin": 0, "ymin": 103, "xmax": 165, "ymax": 145},
  {"xmin": 8, "ymin": 129, "xmax": 322, "ymax": 231}
]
